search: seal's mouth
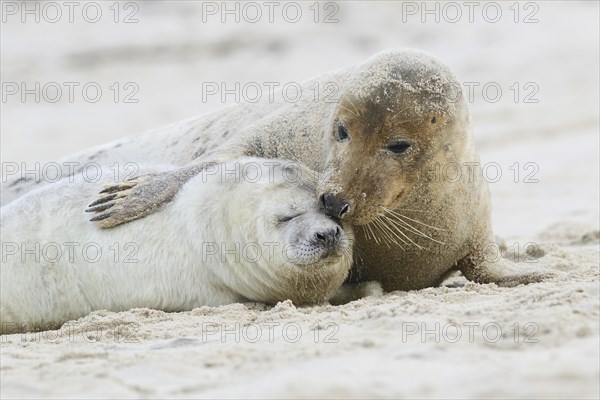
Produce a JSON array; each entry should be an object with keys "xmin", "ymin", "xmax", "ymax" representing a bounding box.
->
[
  {"xmin": 344, "ymin": 189, "xmax": 407, "ymax": 225},
  {"xmin": 288, "ymin": 243, "xmax": 344, "ymax": 266},
  {"xmin": 391, "ymin": 189, "xmax": 405, "ymax": 207},
  {"xmin": 286, "ymin": 229, "xmax": 352, "ymax": 268}
]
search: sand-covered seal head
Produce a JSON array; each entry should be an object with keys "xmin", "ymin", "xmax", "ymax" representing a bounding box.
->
[
  {"xmin": 180, "ymin": 158, "xmax": 355, "ymax": 305},
  {"xmin": 318, "ymin": 49, "xmax": 469, "ymax": 225}
]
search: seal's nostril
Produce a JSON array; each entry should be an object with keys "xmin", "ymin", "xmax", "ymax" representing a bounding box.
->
[
  {"xmin": 320, "ymin": 193, "xmax": 333, "ymax": 209},
  {"xmin": 315, "ymin": 232, "xmax": 326, "ymax": 241},
  {"xmin": 320, "ymin": 193, "xmax": 350, "ymax": 219},
  {"xmin": 335, "ymin": 226, "xmax": 341, "ymax": 237},
  {"xmin": 339, "ymin": 203, "xmax": 350, "ymax": 218}
]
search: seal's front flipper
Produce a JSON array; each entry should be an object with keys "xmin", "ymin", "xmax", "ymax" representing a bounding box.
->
[
  {"xmin": 85, "ymin": 174, "xmax": 172, "ymax": 228},
  {"xmin": 458, "ymin": 250, "xmax": 559, "ymax": 287},
  {"xmin": 85, "ymin": 165, "xmax": 203, "ymax": 229}
]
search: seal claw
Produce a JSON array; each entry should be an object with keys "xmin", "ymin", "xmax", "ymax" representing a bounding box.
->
[
  {"xmin": 100, "ymin": 182, "xmax": 137, "ymax": 194},
  {"xmin": 90, "ymin": 212, "xmax": 113, "ymax": 222},
  {"xmin": 86, "ymin": 202, "xmax": 115, "ymax": 213},
  {"xmin": 88, "ymin": 193, "xmax": 117, "ymax": 207}
]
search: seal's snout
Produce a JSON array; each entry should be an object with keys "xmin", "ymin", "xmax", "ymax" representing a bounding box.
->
[
  {"xmin": 320, "ymin": 193, "xmax": 351, "ymax": 219},
  {"xmin": 312, "ymin": 225, "xmax": 342, "ymax": 248}
]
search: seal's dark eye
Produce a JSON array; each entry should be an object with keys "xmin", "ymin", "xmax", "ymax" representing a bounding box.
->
[
  {"xmin": 336, "ymin": 124, "xmax": 350, "ymax": 142},
  {"xmin": 387, "ymin": 141, "xmax": 412, "ymax": 154},
  {"xmin": 277, "ymin": 213, "xmax": 303, "ymax": 223}
]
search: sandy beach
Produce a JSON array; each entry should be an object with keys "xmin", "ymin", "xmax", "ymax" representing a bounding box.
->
[{"xmin": 1, "ymin": 1, "xmax": 598, "ymax": 398}]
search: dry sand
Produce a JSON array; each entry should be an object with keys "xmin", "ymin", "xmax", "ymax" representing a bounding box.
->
[{"xmin": 1, "ymin": 223, "xmax": 598, "ymax": 398}]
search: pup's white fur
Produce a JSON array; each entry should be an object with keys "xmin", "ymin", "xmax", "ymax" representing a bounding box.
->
[{"xmin": 0, "ymin": 158, "xmax": 353, "ymax": 333}]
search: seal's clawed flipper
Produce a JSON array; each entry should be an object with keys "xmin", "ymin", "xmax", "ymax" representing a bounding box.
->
[
  {"xmin": 85, "ymin": 174, "xmax": 169, "ymax": 228},
  {"xmin": 85, "ymin": 166, "xmax": 202, "ymax": 228},
  {"xmin": 457, "ymin": 250, "xmax": 559, "ymax": 287}
]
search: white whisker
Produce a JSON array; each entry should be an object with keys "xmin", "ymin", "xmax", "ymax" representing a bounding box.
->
[
  {"xmin": 384, "ymin": 213, "xmax": 445, "ymax": 245},
  {"xmin": 384, "ymin": 208, "xmax": 446, "ymax": 232},
  {"xmin": 378, "ymin": 215, "xmax": 424, "ymax": 250},
  {"xmin": 337, "ymin": 104, "xmax": 358, "ymax": 117},
  {"xmin": 373, "ymin": 217, "xmax": 410, "ymax": 250}
]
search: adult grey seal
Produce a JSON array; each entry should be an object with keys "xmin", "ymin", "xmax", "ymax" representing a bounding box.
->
[{"xmin": 1, "ymin": 49, "xmax": 554, "ymax": 291}]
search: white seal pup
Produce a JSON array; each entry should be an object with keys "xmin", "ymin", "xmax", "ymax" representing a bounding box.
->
[{"xmin": 0, "ymin": 159, "xmax": 353, "ymax": 334}]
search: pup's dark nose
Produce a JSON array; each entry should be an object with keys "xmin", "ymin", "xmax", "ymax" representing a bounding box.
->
[
  {"xmin": 319, "ymin": 193, "xmax": 350, "ymax": 219},
  {"xmin": 312, "ymin": 225, "xmax": 342, "ymax": 247}
]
